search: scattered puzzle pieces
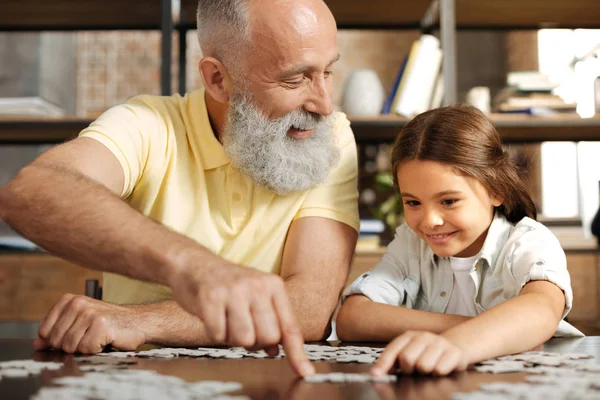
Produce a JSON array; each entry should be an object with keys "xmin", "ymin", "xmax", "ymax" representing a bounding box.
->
[{"xmin": 304, "ymin": 372, "xmax": 397, "ymax": 383}]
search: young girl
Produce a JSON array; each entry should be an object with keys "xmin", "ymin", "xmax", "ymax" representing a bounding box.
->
[{"xmin": 337, "ymin": 105, "xmax": 582, "ymax": 377}]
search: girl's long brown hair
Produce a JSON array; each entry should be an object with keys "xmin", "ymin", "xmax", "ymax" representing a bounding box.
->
[{"xmin": 391, "ymin": 104, "xmax": 537, "ymax": 223}]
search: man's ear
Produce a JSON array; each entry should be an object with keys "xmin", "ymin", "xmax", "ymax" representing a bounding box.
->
[{"xmin": 198, "ymin": 57, "xmax": 232, "ymax": 103}]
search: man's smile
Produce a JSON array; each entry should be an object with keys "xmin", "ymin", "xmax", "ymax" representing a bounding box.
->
[{"xmin": 288, "ymin": 127, "xmax": 313, "ymax": 139}]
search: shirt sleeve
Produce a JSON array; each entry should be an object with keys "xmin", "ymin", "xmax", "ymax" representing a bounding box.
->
[
  {"xmin": 78, "ymin": 96, "xmax": 166, "ymax": 199},
  {"xmin": 509, "ymin": 223, "xmax": 573, "ymax": 319},
  {"xmin": 342, "ymin": 225, "xmax": 412, "ymax": 306},
  {"xmin": 294, "ymin": 113, "xmax": 360, "ymax": 232}
]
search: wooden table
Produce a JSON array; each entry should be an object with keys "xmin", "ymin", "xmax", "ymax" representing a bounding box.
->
[{"xmin": 1, "ymin": 337, "xmax": 599, "ymax": 399}]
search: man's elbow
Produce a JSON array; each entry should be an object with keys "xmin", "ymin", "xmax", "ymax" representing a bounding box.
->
[{"xmin": 302, "ymin": 318, "xmax": 332, "ymax": 342}]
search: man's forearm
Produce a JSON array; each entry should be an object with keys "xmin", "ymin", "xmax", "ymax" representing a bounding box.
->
[
  {"xmin": 0, "ymin": 164, "xmax": 222, "ymax": 286},
  {"xmin": 336, "ymin": 296, "xmax": 471, "ymax": 342},
  {"xmin": 131, "ymin": 301, "xmax": 216, "ymax": 347}
]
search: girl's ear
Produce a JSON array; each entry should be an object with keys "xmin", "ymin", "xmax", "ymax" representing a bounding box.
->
[{"xmin": 491, "ymin": 192, "xmax": 504, "ymax": 207}]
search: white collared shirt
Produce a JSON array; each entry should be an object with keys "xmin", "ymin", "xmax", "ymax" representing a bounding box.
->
[{"xmin": 343, "ymin": 212, "xmax": 583, "ymax": 337}]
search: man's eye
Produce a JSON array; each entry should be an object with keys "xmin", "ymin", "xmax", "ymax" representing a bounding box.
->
[
  {"xmin": 324, "ymin": 70, "xmax": 334, "ymax": 78},
  {"xmin": 285, "ymin": 77, "xmax": 306, "ymax": 86}
]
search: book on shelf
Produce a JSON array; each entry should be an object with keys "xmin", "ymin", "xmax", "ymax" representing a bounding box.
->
[
  {"xmin": 0, "ymin": 97, "xmax": 65, "ymax": 118},
  {"xmin": 389, "ymin": 40, "xmax": 421, "ymax": 115},
  {"xmin": 381, "ymin": 55, "xmax": 408, "ymax": 114},
  {"xmin": 357, "ymin": 218, "xmax": 385, "ymax": 251},
  {"xmin": 506, "ymin": 71, "xmax": 558, "ymax": 93},
  {"xmin": 389, "ymin": 34, "xmax": 443, "ymax": 118},
  {"xmin": 429, "ymin": 71, "xmax": 444, "ymax": 110}
]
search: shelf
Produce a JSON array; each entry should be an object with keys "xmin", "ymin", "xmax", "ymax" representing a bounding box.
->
[
  {"xmin": 350, "ymin": 114, "xmax": 600, "ymax": 143},
  {"xmin": 4, "ymin": 0, "xmax": 599, "ymax": 32},
  {"xmin": 181, "ymin": 0, "xmax": 600, "ymax": 30},
  {"xmin": 455, "ymin": 0, "xmax": 600, "ymax": 30},
  {"xmin": 2, "ymin": 114, "xmax": 599, "ymax": 145},
  {"xmin": 180, "ymin": 0, "xmax": 432, "ymax": 30},
  {"xmin": 0, "ymin": 0, "xmax": 164, "ymax": 31},
  {"xmin": 491, "ymin": 114, "xmax": 600, "ymax": 143},
  {"xmin": 0, "ymin": 118, "xmax": 91, "ymax": 144}
]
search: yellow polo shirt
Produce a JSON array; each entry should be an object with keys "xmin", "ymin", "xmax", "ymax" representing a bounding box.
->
[{"xmin": 79, "ymin": 89, "xmax": 359, "ymax": 305}]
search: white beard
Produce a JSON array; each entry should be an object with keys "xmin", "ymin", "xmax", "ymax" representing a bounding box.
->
[{"xmin": 222, "ymin": 93, "xmax": 340, "ymax": 195}]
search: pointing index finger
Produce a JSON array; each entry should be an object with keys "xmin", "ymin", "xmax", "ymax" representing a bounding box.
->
[
  {"xmin": 272, "ymin": 288, "xmax": 314, "ymax": 377},
  {"xmin": 372, "ymin": 333, "xmax": 412, "ymax": 376}
]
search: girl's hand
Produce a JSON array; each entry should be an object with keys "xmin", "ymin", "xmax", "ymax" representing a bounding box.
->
[{"xmin": 371, "ymin": 331, "xmax": 469, "ymax": 376}]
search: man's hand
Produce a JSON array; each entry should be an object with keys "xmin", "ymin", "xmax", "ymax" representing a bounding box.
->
[
  {"xmin": 34, "ymin": 294, "xmax": 145, "ymax": 354},
  {"xmin": 168, "ymin": 262, "xmax": 315, "ymax": 376},
  {"xmin": 372, "ymin": 331, "xmax": 469, "ymax": 376}
]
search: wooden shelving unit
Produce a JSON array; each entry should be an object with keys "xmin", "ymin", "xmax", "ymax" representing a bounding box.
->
[
  {"xmin": 2, "ymin": 114, "xmax": 600, "ymax": 144},
  {"xmin": 351, "ymin": 114, "xmax": 600, "ymax": 144},
  {"xmin": 180, "ymin": 0, "xmax": 600, "ymax": 30},
  {"xmin": 0, "ymin": 118, "xmax": 92, "ymax": 144},
  {"xmin": 0, "ymin": 2, "xmax": 598, "ymax": 144},
  {"xmin": 0, "ymin": 0, "xmax": 164, "ymax": 30},
  {"xmin": 454, "ymin": 0, "xmax": 600, "ymax": 30}
]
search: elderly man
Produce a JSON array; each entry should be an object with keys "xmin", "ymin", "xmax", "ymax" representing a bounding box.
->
[{"xmin": 0, "ymin": 0, "xmax": 358, "ymax": 376}]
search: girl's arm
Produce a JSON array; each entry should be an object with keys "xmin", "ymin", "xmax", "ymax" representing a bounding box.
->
[
  {"xmin": 371, "ymin": 280, "xmax": 565, "ymax": 376},
  {"xmin": 442, "ymin": 280, "xmax": 565, "ymax": 363},
  {"xmin": 336, "ymin": 294, "xmax": 471, "ymax": 342}
]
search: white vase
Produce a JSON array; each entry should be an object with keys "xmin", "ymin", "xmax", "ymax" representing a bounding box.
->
[{"xmin": 341, "ymin": 69, "xmax": 384, "ymax": 116}]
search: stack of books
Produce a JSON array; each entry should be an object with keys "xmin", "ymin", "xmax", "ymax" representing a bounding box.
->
[
  {"xmin": 382, "ymin": 34, "xmax": 444, "ymax": 117},
  {"xmin": 493, "ymin": 72, "xmax": 576, "ymax": 116}
]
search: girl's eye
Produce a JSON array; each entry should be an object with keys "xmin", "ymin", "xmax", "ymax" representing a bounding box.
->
[
  {"xmin": 442, "ymin": 199, "xmax": 458, "ymax": 206},
  {"xmin": 404, "ymin": 200, "xmax": 420, "ymax": 207}
]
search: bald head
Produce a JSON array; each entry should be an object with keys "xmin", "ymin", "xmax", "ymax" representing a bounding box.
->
[{"xmin": 196, "ymin": 0, "xmax": 336, "ymax": 78}]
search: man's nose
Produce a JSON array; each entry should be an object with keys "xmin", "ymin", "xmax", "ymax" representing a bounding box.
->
[{"xmin": 304, "ymin": 77, "xmax": 333, "ymax": 116}]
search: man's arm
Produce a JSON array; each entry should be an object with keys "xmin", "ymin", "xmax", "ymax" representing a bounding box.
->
[
  {"xmin": 280, "ymin": 216, "xmax": 357, "ymax": 342},
  {"xmin": 0, "ymin": 137, "xmax": 210, "ymax": 285},
  {"xmin": 35, "ymin": 216, "xmax": 358, "ymax": 352},
  {"xmin": 336, "ymin": 295, "xmax": 471, "ymax": 342},
  {"xmin": 0, "ymin": 138, "xmax": 313, "ymax": 375},
  {"xmin": 33, "ymin": 294, "xmax": 215, "ymax": 353}
]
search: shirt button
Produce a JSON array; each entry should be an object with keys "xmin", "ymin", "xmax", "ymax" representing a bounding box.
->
[
  {"xmin": 232, "ymin": 193, "xmax": 241, "ymax": 201},
  {"xmin": 440, "ymin": 291, "xmax": 447, "ymax": 297}
]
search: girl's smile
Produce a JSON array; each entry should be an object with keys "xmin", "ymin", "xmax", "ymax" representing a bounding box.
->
[{"xmin": 423, "ymin": 230, "xmax": 458, "ymax": 246}]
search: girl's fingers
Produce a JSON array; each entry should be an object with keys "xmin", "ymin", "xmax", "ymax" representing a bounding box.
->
[
  {"xmin": 433, "ymin": 348, "xmax": 463, "ymax": 376},
  {"xmin": 371, "ymin": 333, "xmax": 414, "ymax": 376},
  {"xmin": 414, "ymin": 342, "xmax": 446, "ymax": 374},
  {"xmin": 395, "ymin": 334, "xmax": 432, "ymax": 374}
]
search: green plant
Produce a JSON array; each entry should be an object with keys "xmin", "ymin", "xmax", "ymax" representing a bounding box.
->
[{"xmin": 370, "ymin": 171, "xmax": 404, "ymax": 232}]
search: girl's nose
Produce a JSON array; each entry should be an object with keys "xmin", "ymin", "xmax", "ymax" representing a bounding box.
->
[{"xmin": 423, "ymin": 209, "xmax": 444, "ymax": 229}]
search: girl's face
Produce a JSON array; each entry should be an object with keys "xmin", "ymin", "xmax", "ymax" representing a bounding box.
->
[{"xmin": 396, "ymin": 159, "xmax": 502, "ymax": 258}]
